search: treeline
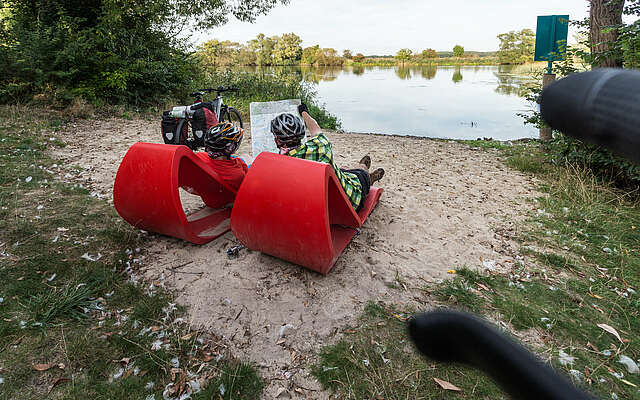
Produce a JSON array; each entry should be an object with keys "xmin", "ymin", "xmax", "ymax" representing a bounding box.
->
[
  {"xmin": 196, "ymin": 34, "xmax": 506, "ymax": 68},
  {"xmin": 197, "ymin": 33, "xmax": 345, "ymax": 67}
]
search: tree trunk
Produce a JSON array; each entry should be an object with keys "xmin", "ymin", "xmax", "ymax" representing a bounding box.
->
[{"xmin": 590, "ymin": 0, "xmax": 626, "ymax": 67}]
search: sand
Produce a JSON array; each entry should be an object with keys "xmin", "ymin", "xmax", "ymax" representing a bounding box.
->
[{"xmin": 51, "ymin": 116, "xmax": 539, "ymax": 398}]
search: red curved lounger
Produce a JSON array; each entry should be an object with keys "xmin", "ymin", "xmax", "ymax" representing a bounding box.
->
[
  {"xmin": 230, "ymin": 152, "xmax": 383, "ymax": 274},
  {"xmin": 113, "ymin": 143, "xmax": 236, "ymax": 244}
]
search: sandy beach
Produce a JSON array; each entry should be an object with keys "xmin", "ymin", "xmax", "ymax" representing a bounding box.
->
[{"xmin": 51, "ymin": 116, "xmax": 540, "ymax": 397}]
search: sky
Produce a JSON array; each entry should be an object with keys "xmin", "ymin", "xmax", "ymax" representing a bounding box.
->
[{"xmin": 195, "ymin": 0, "xmax": 592, "ymax": 54}]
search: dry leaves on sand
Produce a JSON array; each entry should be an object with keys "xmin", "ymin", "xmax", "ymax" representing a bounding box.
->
[
  {"xmin": 597, "ymin": 323, "xmax": 624, "ymax": 343},
  {"xmin": 433, "ymin": 377, "xmax": 462, "ymax": 392}
]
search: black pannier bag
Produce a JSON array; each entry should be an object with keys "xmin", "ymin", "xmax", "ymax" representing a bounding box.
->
[
  {"xmin": 161, "ymin": 111, "xmax": 182, "ymax": 144},
  {"xmin": 191, "ymin": 106, "xmax": 219, "ymax": 148}
]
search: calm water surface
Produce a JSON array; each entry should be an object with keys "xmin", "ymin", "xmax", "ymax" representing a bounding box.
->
[{"xmin": 309, "ymin": 65, "xmax": 537, "ymax": 140}]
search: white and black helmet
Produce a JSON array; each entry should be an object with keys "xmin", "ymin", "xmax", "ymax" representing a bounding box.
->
[{"xmin": 270, "ymin": 113, "xmax": 305, "ymax": 147}]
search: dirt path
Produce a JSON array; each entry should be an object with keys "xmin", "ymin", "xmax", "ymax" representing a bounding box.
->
[{"xmin": 51, "ymin": 117, "xmax": 538, "ymax": 398}]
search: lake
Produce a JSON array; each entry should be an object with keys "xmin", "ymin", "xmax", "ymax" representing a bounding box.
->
[{"xmin": 253, "ymin": 65, "xmax": 538, "ymax": 141}]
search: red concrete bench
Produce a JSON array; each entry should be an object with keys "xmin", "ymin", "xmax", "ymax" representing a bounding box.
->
[
  {"xmin": 230, "ymin": 152, "xmax": 383, "ymax": 274},
  {"xmin": 113, "ymin": 143, "xmax": 236, "ymax": 244}
]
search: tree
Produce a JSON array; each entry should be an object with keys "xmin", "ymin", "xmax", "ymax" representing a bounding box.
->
[
  {"xmin": 302, "ymin": 45, "xmax": 320, "ymax": 65},
  {"xmin": 272, "ymin": 33, "xmax": 302, "ymax": 65},
  {"xmin": 590, "ymin": 0, "xmax": 626, "ymax": 67},
  {"xmin": 395, "ymin": 48, "xmax": 413, "ymax": 64},
  {"xmin": 421, "ymin": 48, "xmax": 438, "ymax": 60},
  {"xmin": 248, "ymin": 33, "xmax": 277, "ymax": 66},
  {"xmin": 496, "ymin": 29, "xmax": 536, "ymax": 64},
  {"xmin": 342, "ymin": 49, "xmax": 352, "ymax": 59},
  {"xmin": 352, "ymin": 53, "xmax": 366, "ymax": 63},
  {"xmin": 453, "ymin": 45, "xmax": 465, "ymax": 57},
  {"xmin": 197, "ymin": 40, "xmax": 243, "ymax": 67},
  {"xmin": 315, "ymin": 48, "xmax": 343, "ymax": 66}
]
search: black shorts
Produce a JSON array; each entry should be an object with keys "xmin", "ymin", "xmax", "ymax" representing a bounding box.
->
[{"xmin": 341, "ymin": 168, "xmax": 370, "ymax": 211}]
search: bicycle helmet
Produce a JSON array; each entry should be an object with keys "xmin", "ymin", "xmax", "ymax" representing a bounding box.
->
[
  {"xmin": 204, "ymin": 122, "xmax": 244, "ymax": 158},
  {"xmin": 270, "ymin": 113, "xmax": 305, "ymax": 147}
]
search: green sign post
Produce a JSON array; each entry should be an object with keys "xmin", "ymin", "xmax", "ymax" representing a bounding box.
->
[{"xmin": 534, "ymin": 15, "xmax": 570, "ymax": 73}]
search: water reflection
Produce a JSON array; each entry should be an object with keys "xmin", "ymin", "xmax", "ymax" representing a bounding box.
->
[
  {"xmin": 421, "ymin": 66, "xmax": 437, "ymax": 80},
  {"xmin": 493, "ymin": 66, "xmax": 531, "ymax": 97},
  {"xmin": 352, "ymin": 65, "xmax": 365, "ymax": 76},
  {"xmin": 395, "ymin": 66, "xmax": 412, "ymax": 80},
  {"xmin": 452, "ymin": 66, "xmax": 463, "ymax": 84}
]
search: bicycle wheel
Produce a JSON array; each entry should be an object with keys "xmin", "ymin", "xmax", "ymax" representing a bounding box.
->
[
  {"xmin": 174, "ymin": 119, "xmax": 189, "ymax": 145},
  {"xmin": 220, "ymin": 107, "xmax": 243, "ymax": 129}
]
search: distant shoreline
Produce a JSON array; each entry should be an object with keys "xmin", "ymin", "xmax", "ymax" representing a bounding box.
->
[{"xmin": 220, "ymin": 62, "xmax": 547, "ymax": 69}]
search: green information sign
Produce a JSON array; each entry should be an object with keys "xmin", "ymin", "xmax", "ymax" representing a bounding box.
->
[{"xmin": 534, "ymin": 15, "xmax": 569, "ymax": 73}]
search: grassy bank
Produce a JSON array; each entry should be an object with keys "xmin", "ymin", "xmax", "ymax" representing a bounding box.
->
[
  {"xmin": 0, "ymin": 106, "xmax": 263, "ymax": 399},
  {"xmin": 347, "ymin": 57, "xmax": 501, "ymax": 67},
  {"xmin": 313, "ymin": 140, "xmax": 640, "ymax": 399}
]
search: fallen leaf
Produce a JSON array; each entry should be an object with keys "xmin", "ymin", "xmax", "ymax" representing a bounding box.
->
[
  {"xmin": 587, "ymin": 342, "xmax": 599, "ymax": 352},
  {"xmin": 17, "ymin": 277, "xmax": 24, "ymax": 281},
  {"xmin": 151, "ymin": 325, "xmax": 162, "ymax": 332},
  {"xmin": 433, "ymin": 377, "xmax": 462, "ymax": 392},
  {"xmin": 344, "ymin": 329, "xmax": 357, "ymax": 334},
  {"xmin": 48, "ymin": 377, "xmax": 70, "ymax": 393},
  {"xmin": 477, "ymin": 283, "xmax": 491, "ymax": 291},
  {"xmin": 112, "ymin": 357, "xmax": 130, "ymax": 365},
  {"xmin": 34, "ymin": 363, "xmax": 56, "ymax": 371},
  {"xmin": 181, "ymin": 332, "xmax": 196, "ymax": 341},
  {"xmin": 597, "ymin": 323, "xmax": 624, "ymax": 343},
  {"xmin": 620, "ymin": 379, "xmax": 637, "ymax": 387},
  {"xmin": 123, "ymin": 368, "xmax": 135, "ymax": 379},
  {"xmin": 170, "ymin": 368, "xmax": 183, "ymax": 381},
  {"xmin": 138, "ymin": 370, "xmax": 148, "ymax": 377}
]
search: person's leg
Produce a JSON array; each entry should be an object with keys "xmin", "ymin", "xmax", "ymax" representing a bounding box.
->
[{"xmin": 346, "ymin": 155, "xmax": 370, "ymax": 172}]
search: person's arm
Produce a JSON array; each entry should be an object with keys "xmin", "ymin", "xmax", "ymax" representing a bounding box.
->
[{"xmin": 298, "ymin": 103, "xmax": 321, "ymax": 136}]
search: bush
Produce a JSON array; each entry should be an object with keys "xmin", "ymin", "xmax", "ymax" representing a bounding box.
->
[
  {"xmin": 0, "ymin": 1, "xmax": 200, "ymax": 107},
  {"xmin": 198, "ymin": 69, "xmax": 340, "ymax": 130},
  {"xmin": 548, "ymin": 133, "xmax": 640, "ymax": 189}
]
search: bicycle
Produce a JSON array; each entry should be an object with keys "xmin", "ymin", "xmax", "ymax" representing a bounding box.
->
[{"xmin": 162, "ymin": 86, "xmax": 243, "ymax": 150}]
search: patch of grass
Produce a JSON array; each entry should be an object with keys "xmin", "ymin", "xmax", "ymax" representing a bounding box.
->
[
  {"xmin": 193, "ymin": 362, "xmax": 264, "ymax": 400},
  {"xmin": 456, "ymin": 139, "xmax": 512, "ymax": 151},
  {"xmin": 312, "ymin": 302, "xmax": 505, "ymax": 399},
  {"xmin": 0, "ymin": 105, "xmax": 264, "ymax": 399},
  {"xmin": 23, "ymin": 282, "xmax": 99, "ymax": 325},
  {"xmin": 451, "ymin": 141, "xmax": 640, "ymax": 398}
]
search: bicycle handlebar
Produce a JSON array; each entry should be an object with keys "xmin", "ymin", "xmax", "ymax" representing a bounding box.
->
[
  {"xmin": 409, "ymin": 311, "xmax": 595, "ymax": 400},
  {"xmin": 199, "ymin": 86, "xmax": 239, "ymax": 93}
]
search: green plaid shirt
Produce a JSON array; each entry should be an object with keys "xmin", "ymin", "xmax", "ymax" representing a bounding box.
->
[{"xmin": 287, "ymin": 134, "xmax": 363, "ymax": 210}]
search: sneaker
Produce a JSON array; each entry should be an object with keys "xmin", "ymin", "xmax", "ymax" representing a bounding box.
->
[
  {"xmin": 370, "ymin": 168, "xmax": 385, "ymax": 184},
  {"xmin": 359, "ymin": 155, "xmax": 371, "ymax": 169}
]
